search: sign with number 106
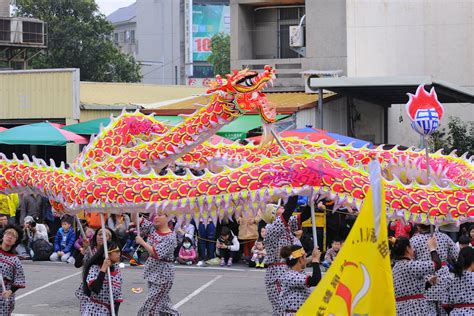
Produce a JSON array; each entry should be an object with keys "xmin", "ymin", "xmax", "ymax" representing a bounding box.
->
[{"xmin": 194, "ymin": 37, "xmax": 212, "ymax": 53}]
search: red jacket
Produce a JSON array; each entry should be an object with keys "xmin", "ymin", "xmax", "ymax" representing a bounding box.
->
[{"xmin": 389, "ymin": 221, "xmax": 411, "ymax": 238}]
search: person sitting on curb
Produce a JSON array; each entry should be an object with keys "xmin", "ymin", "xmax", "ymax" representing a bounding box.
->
[
  {"xmin": 250, "ymin": 238, "xmax": 267, "ymax": 268},
  {"xmin": 322, "ymin": 237, "xmax": 343, "ymax": 269},
  {"xmin": 216, "ymin": 226, "xmax": 240, "ymax": 267},
  {"xmin": 177, "ymin": 236, "xmax": 197, "ymax": 265},
  {"xmin": 50, "ymin": 216, "xmax": 76, "ymax": 264}
]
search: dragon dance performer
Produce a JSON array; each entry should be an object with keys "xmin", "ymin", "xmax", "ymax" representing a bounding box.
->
[
  {"xmin": 82, "ymin": 240, "xmax": 123, "ymax": 315},
  {"xmin": 75, "ymin": 227, "xmax": 117, "ymax": 314},
  {"xmin": 263, "ymin": 196, "xmax": 312, "ymax": 316},
  {"xmin": 0, "ymin": 224, "xmax": 25, "ymax": 316},
  {"xmin": 136, "ymin": 212, "xmax": 179, "ymax": 316},
  {"xmin": 391, "ymin": 236, "xmax": 442, "ymax": 315},
  {"xmin": 442, "ymin": 247, "xmax": 474, "ymax": 315},
  {"xmin": 279, "ymin": 245, "xmax": 322, "ymax": 316},
  {"xmin": 410, "ymin": 224, "xmax": 458, "ymax": 314}
]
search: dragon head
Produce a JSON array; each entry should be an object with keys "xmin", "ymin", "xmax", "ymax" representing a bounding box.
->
[{"xmin": 207, "ymin": 65, "xmax": 276, "ymax": 123}]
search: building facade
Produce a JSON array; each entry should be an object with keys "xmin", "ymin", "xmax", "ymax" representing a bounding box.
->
[
  {"xmin": 230, "ymin": 0, "xmax": 474, "ymax": 146},
  {"xmin": 346, "ymin": 0, "xmax": 474, "ymax": 146},
  {"xmin": 109, "ymin": 0, "xmax": 230, "ymax": 86},
  {"xmin": 108, "ymin": 2, "xmax": 137, "ymax": 58}
]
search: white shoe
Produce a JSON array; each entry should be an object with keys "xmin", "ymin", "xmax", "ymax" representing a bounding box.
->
[{"xmin": 197, "ymin": 260, "xmax": 205, "ymax": 267}]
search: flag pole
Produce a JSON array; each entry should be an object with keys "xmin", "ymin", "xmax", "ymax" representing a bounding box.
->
[
  {"xmin": 422, "ymin": 136, "xmax": 434, "ymax": 235},
  {"xmin": 100, "ymin": 213, "xmax": 116, "ymax": 316},
  {"xmin": 369, "ymin": 160, "xmax": 383, "ymax": 238},
  {"xmin": 135, "ymin": 212, "xmax": 141, "ymax": 237},
  {"xmin": 310, "ymin": 199, "xmax": 318, "ymax": 250}
]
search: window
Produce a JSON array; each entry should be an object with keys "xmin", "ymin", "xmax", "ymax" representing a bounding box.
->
[
  {"xmin": 114, "ymin": 32, "xmax": 118, "ymax": 44},
  {"xmin": 125, "ymin": 31, "xmax": 130, "ymax": 43},
  {"xmin": 130, "ymin": 30, "xmax": 135, "ymax": 43},
  {"xmin": 22, "ymin": 21, "xmax": 43, "ymax": 44},
  {"xmin": 252, "ymin": 6, "xmax": 305, "ymax": 59},
  {"xmin": 193, "ymin": 65, "xmax": 214, "ymax": 78},
  {"xmin": 278, "ymin": 7, "xmax": 305, "ymax": 58},
  {"xmin": 0, "ymin": 19, "xmax": 10, "ymax": 42}
]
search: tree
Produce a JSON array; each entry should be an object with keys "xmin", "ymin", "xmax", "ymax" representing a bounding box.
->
[
  {"xmin": 207, "ymin": 32, "xmax": 230, "ymax": 77},
  {"xmin": 430, "ymin": 117, "xmax": 474, "ymax": 157},
  {"xmin": 15, "ymin": 0, "xmax": 141, "ymax": 82}
]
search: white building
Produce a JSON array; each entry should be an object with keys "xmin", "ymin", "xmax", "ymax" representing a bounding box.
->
[
  {"xmin": 346, "ymin": 0, "xmax": 474, "ymax": 146},
  {"xmin": 108, "ymin": 2, "xmax": 137, "ymax": 58},
  {"xmin": 231, "ymin": 0, "xmax": 474, "ymax": 146}
]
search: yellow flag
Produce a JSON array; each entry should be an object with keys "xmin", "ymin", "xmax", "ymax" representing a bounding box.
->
[{"xmin": 297, "ymin": 161, "xmax": 396, "ymax": 316}]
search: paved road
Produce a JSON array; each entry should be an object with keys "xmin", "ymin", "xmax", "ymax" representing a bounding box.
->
[{"xmin": 12, "ymin": 261, "xmax": 272, "ymax": 316}]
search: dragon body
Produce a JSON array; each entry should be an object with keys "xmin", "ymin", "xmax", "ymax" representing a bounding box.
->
[
  {"xmin": 75, "ymin": 66, "xmax": 276, "ymax": 175},
  {"xmin": 0, "ymin": 66, "xmax": 473, "ymax": 224}
]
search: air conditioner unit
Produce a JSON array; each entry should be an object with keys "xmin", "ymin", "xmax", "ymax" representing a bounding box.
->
[
  {"xmin": 0, "ymin": 17, "xmax": 45, "ymax": 45},
  {"xmin": 289, "ymin": 25, "xmax": 304, "ymax": 48}
]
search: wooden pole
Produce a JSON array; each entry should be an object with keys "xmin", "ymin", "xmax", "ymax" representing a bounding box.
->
[
  {"xmin": 270, "ymin": 129, "xmax": 289, "ymax": 155},
  {"xmin": 100, "ymin": 213, "xmax": 116, "ymax": 316}
]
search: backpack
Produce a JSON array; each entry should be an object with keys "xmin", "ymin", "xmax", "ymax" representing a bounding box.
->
[{"xmin": 31, "ymin": 239, "xmax": 54, "ymax": 261}]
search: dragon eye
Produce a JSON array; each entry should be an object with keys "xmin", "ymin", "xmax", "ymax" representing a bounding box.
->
[{"xmin": 236, "ymin": 73, "xmax": 257, "ymax": 86}]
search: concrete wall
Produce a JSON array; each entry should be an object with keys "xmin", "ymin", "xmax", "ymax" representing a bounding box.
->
[
  {"xmin": 231, "ymin": 0, "xmax": 347, "ymax": 91},
  {"xmin": 346, "ymin": 0, "xmax": 474, "ymax": 89},
  {"xmin": 353, "ymin": 99, "xmax": 384, "ymax": 144},
  {"xmin": 230, "ymin": 2, "xmax": 254, "ymax": 62},
  {"xmin": 388, "ymin": 103, "xmax": 474, "ymax": 147},
  {"xmin": 136, "ymin": 0, "xmax": 183, "ymax": 85},
  {"xmin": 303, "ymin": 0, "xmax": 347, "ymax": 74}
]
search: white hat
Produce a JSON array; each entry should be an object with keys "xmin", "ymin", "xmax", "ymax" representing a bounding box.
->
[{"xmin": 24, "ymin": 216, "xmax": 35, "ymax": 224}]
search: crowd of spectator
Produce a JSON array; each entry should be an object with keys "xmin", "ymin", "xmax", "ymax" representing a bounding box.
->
[{"xmin": 1, "ymin": 192, "xmax": 473, "ymax": 274}]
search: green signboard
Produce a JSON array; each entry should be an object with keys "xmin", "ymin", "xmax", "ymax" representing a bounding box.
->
[{"xmin": 192, "ymin": 5, "xmax": 230, "ymax": 61}]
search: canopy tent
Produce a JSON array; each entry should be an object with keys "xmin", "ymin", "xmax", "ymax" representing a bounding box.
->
[
  {"xmin": 0, "ymin": 122, "xmax": 88, "ymax": 146},
  {"xmin": 217, "ymin": 115, "xmax": 289, "ymax": 140},
  {"xmin": 326, "ymin": 132, "xmax": 373, "ymax": 148},
  {"xmin": 285, "ymin": 127, "xmax": 372, "ymax": 148},
  {"xmin": 62, "ymin": 115, "xmax": 290, "ymax": 140},
  {"xmin": 248, "ymin": 126, "xmax": 373, "ymax": 148}
]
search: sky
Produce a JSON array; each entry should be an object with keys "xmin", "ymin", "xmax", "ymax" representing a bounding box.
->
[{"xmin": 96, "ymin": 0, "xmax": 135, "ymax": 16}]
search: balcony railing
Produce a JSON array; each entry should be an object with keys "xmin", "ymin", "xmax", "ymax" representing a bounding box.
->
[{"xmin": 233, "ymin": 58, "xmax": 303, "ymax": 91}]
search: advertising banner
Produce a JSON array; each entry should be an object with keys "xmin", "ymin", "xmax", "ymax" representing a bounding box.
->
[{"xmin": 192, "ymin": 5, "xmax": 230, "ymax": 61}]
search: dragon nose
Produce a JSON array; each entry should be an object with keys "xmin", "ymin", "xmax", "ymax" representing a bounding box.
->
[{"xmin": 264, "ymin": 65, "xmax": 272, "ymax": 71}]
